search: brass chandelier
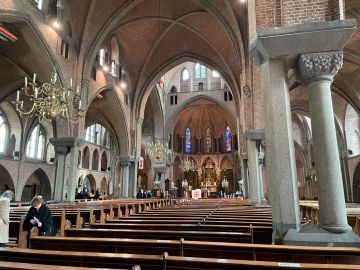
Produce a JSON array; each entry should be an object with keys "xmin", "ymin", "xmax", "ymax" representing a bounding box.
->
[
  {"xmin": 14, "ymin": 68, "xmax": 84, "ymax": 123},
  {"xmin": 179, "ymin": 156, "xmax": 196, "ymax": 172},
  {"xmin": 145, "ymin": 139, "xmax": 167, "ymax": 160}
]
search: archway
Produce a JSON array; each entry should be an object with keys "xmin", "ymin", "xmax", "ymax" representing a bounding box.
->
[
  {"xmin": 92, "ymin": 149, "xmax": 99, "ymax": 170},
  {"xmin": 0, "ymin": 164, "xmax": 14, "ymax": 195},
  {"xmin": 84, "ymin": 174, "xmax": 96, "ymax": 192},
  {"xmin": 101, "ymin": 151, "xmax": 107, "ymax": 171},
  {"xmin": 100, "ymin": 177, "xmax": 108, "ymax": 195},
  {"xmin": 353, "ymin": 162, "xmax": 360, "ymax": 202},
  {"xmin": 21, "ymin": 169, "xmax": 51, "ymax": 201},
  {"xmin": 220, "ymin": 156, "xmax": 234, "ymax": 191},
  {"xmin": 82, "ymin": 146, "xmax": 90, "ymax": 169}
]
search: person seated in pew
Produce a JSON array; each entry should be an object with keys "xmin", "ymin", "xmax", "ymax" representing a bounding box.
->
[
  {"xmin": 0, "ymin": 190, "xmax": 14, "ymax": 247},
  {"xmin": 136, "ymin": 189, "xmax": 144, "ymax": 199},
  {"xmin": 23, "ymin": 195, "xmax": 53, "ymax": 236},
  {"xmin": 146, "ymin": 190, "xmax": 152, "ymax": 198}
]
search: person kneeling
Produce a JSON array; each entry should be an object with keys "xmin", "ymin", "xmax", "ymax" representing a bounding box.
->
[{"xmin": 23, "ymin": 196, "xmax": 53, "ymax": 236}]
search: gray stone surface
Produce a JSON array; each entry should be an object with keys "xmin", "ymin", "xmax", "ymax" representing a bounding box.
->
[
  {"xmin": 262, "ymin": 60, "xmax": 301, "ymax": 237},
  {"xmin": 283, "ymin": 224, "xmax": 360, "ymax": 247},
  {"xmin": 247, "ymin": 139, "xmax": 261, "ymax": 205},
  {"xmin": 245, "ymin": 129, "xmax": 265, "ymax": 140},
  {"xmin": 251, "ymin": 19, "xmax": 356, "ymax": 66},
  {"xmin": 297, "ymin": 52, "xmax": 351, "ymax": 233}
]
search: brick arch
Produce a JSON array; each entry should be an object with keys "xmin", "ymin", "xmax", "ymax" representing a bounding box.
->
[
  {"xmin": 21, "ymin": 168, "xmax": 51, "ymax": 202},
  {"xmin": 0, "ymin": 164, "xmax": 15, "ymax": 196},
  {"xmin": 92, "ymin": 149, "xmax": 99, "ymax": 170},
  {"xmin": 0, "ymin": 101, "xmax": 21, "ymax": 154},
  {"xmin": 86, "ymin": 86, "xmax": 129, "ymax": 156}
]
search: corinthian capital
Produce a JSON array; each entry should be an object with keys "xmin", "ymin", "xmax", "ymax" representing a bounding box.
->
[{"xmin": 296, "ymin": 51, "xmax": 343, "ymax": 86}]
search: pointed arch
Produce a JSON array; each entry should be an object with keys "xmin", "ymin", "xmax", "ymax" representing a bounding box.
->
[
  {"xmin": 21, "ymin": 168, "xmax": 51, "ymax": 201},
  {"xmin": 84, "ymin": 174, "xmax": 96, "ymax": 192},
  {"xmin": 82, "ymin": 146, "xmax": 90, "ymax": 169},
  {"xmin": 0, "ymin": 164, "xmax": 14, "ymax": 195},
  {"xmin": 92, "ymin": 149, "xmax": 99, "ymax": 170},
  {"xmin": 181, "ymin": 68, "xmax": 190, "ymax": 81},
  {"xmin": 101, "ymin": 151, "xmax": 108, "ymax": 171}
]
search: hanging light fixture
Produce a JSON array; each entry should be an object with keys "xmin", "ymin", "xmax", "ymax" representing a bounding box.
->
[
  {"xmin": 13, "ymin": 67, "xmax": 84, "ymax": 123},
  {"xmin": 145, "ymin": 139, "xmax": 167, "ymax": 160},
  {"xmin": 179, "ymin": 156, "xmax": 196, "ymax": 172}
]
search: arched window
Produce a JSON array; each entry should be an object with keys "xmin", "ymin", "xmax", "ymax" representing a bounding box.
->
[
  {"xmin": 225, "ymin": 126, "xmax": 232, "ymax": 152},
  {"xmin": 195, "ymin": 63, "xmax": 206, "ymax": 79},
  {"xmin": 85, "ymin": 124, "xmax": 110, "ymax": 148},
  {"xmin": 205, "ymin": 128, "xmax": 212, "ymax": 153},
  {"xmin": 185, "ymin": 128, "xmax": 191, "ymax": 153},
  {"xmin": 35, "ymin": 0, "xmax": 43, "ymax": 9},
  {"xmin": 181, "ymin": 68, "xmax": 190, "ymax": 81},
  {"xmin": 198, "ymin": 82, "xmax": 204, "ymax": 91},
  {"xmin": 212, "ymin": 70, "xmax": 220, "ymax": 78},
  {"xmin": 26, "ymin": 124, "xmax": 46, "ymax": 159},
  {"xmin": 0, "ymin": 114, "xmax": 8, "ymax": 153}
]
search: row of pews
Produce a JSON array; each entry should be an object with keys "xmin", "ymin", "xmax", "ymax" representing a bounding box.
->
[{"xmin": 2, "ymin": 198, "xmax": 360, "ymax": 269}]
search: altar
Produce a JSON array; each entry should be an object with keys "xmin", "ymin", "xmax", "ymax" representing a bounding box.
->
[{"xmin": 200, "ymin": 179, "xmax": 218, "ymax": 192}]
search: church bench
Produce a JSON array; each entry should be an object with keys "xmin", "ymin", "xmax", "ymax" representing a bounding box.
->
[
  {"xmin": 0, "ymin": 261, "xmax": 133, "ymax": 270},
  {"xmin": 0, "ymin": 248, "xmax": 150, "ymax": 269},
  {"xmin": 28, "ymin": 236, "xmax": 360, "ymax": 264},
  {"xmin": 3, "ymin": 248, "xmax": 360, "ymax": 270},
  {"xmin": 65, "ymin": 228, "xmax": 253, "ymax": 243}
]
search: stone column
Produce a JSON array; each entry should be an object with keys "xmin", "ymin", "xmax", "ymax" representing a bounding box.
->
[
  {"xmin": 50, "ymin": 137, "xmax": 84, "ymax": 201},
  {"xmin": 241, "ymin": 158, "xmax": 249, "ymax": 198},
  {"xmin": 262, "ymin": 60, "xmax": 301, "ymax": 238},
  {"xmin": 120, "ymin": 162, "xmax": 130, "ymax": 198},
  {"xmin": 247, "ymin": 139, "xmax": 261, "ymax": 205},
  {"xmin": 67, "ymin": 139, "xmax": 84, "ymax": 201},
  {"xmin": 53, "ymin": 148, "xmax": 68, "ymax": 201},
  {"xmin": 296, "ymin": 52, "xmax": 350, "ymax": 233},
  {"xmin": 128, "ymin": 159, "xmax": 139, "ymax": 198}
]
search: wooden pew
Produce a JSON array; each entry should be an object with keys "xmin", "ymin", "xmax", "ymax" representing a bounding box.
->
[
  {"xmin": 29, "ymin": 236, "xmax": 360, "ymax": 264},
  {"xmin": 65, "ymin": 228, "xmax": 253, "ymax": 243}
]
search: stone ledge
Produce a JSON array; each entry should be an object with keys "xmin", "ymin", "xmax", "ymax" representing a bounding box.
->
[{"xmin": 283, "ymin": 223, "xmax": 360, "ymax": 247}]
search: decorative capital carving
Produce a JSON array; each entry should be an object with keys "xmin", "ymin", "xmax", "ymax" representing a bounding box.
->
[{"xmin": 296, "ymin": 51, "xmax": 343, "ymax": 86}]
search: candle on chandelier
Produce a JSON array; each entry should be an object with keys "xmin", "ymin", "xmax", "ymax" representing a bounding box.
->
[
  {"xmin": 33, "ymin": 73, "xmax": 36, "ymax": 83},
  {"xmin": 76, "ymin": 86, "xmax": 80, "ymax": 94},
  {"xmin": 20, "ymin": 101, "xmax": 23, "ymax": 109},
  {"xmin": 16, "ymin": 91, "xmax": 19, "ymax": 101},
  {"xmin": 79, "ymin": 100, "xmax": 82, "ymax": 108},
  {"xmin": 70, "ymin": 78, "xmax": 73, "ymax": 88},
  {"xmin": 34, "ymin": 88, "xmax": 38, "ymax": 98},
  {"xmin": 25, "ymin": 77, "xmax": 28, "ymax": 87}
]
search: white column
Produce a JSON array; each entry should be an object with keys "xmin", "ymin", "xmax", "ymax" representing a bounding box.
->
[{"xmin": 297, "ymin": 51, "xmax": 350, "ymax": 233}]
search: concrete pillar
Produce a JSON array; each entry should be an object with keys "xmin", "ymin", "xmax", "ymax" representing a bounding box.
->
[
  {"xmin": 128, "ymin": 160, "xmax": 139, "ymax": 198},
  {"xmin": 247, "ymin": 140, "xmax": 261, "ymax": 205},
  {"xmin": 54, "ymin": 152, "xmax": 67, "ymax": 201},
  {"xmin": 67, "ymin": 143, "xmax": 83, "ymax": 201},
  {"xmin": 50, "ymin": 137, "xmax": 84, "ymax": 202},
  {"xmin": 120, "ymin": 162, "xmax": 130, "ymax": 198},
  {"xmin": 263, "ymin": 60, "xmax": 301, "ymax": 238},
  {"xmin": 241, "ymin": 158, "xmax": 249, "ymax": 198},
  {"xmin": 296, "ymin": 51, "xmax": 350, "ymax": 233}
]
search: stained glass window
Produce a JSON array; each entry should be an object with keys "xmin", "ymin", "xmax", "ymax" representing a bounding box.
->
[
  {"xmin": 205, "ymin": 128, "xmax": 212, "ymax": 153},
  {"xmin": 185, "ymin": 128, "xmax": 191, "ymax": 153},
  {"xmin": 225, "ymin": 126, "xmax": 232, "ymax": 152}
]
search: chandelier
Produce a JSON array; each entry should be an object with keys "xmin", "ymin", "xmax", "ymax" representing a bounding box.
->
[
  {"xmin": 179, "ymin": 156, "xmax": 196, "ymax": 172},
  {"xmin": 13, "ymin": 68, "xmax": 84, "ymax": 123},
  {"xmin": 145, "ymin": 139, "xmax": 167, "ymax": 160}
]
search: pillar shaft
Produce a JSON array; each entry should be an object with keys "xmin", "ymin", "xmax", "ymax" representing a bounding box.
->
[
  {"xmin": 263, "ymin": 60, "xmax": 301, "ymax": 236},
  {"xmin": 297, "ymin": 51, "xmax": 350, "ymax": 233},
  {"xmin": 67, "ymin": 146, "xmax": 80, "ymax": 201},
  {"xmin": 247, "ymin": 140, "xmax": 261, "ymax": 204},
  {"xmin": 54, "ymin": 154, "xmax": 66, "ymax": 201}
]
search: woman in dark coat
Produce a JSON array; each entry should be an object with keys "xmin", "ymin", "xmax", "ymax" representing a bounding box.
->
[{"xmin": 23, "ymin": 195, "xmax": 53, "ymax": 236}]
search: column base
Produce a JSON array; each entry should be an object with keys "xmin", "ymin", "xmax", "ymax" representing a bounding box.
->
[{"xmin": 282, "ymin": 223, "xmax": 360, "ymax": 247}]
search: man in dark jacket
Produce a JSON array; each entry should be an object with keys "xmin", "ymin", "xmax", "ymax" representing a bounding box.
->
[{"xmin": 23, "ymin": 195, "xmax": 53, "ymax": 236}]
